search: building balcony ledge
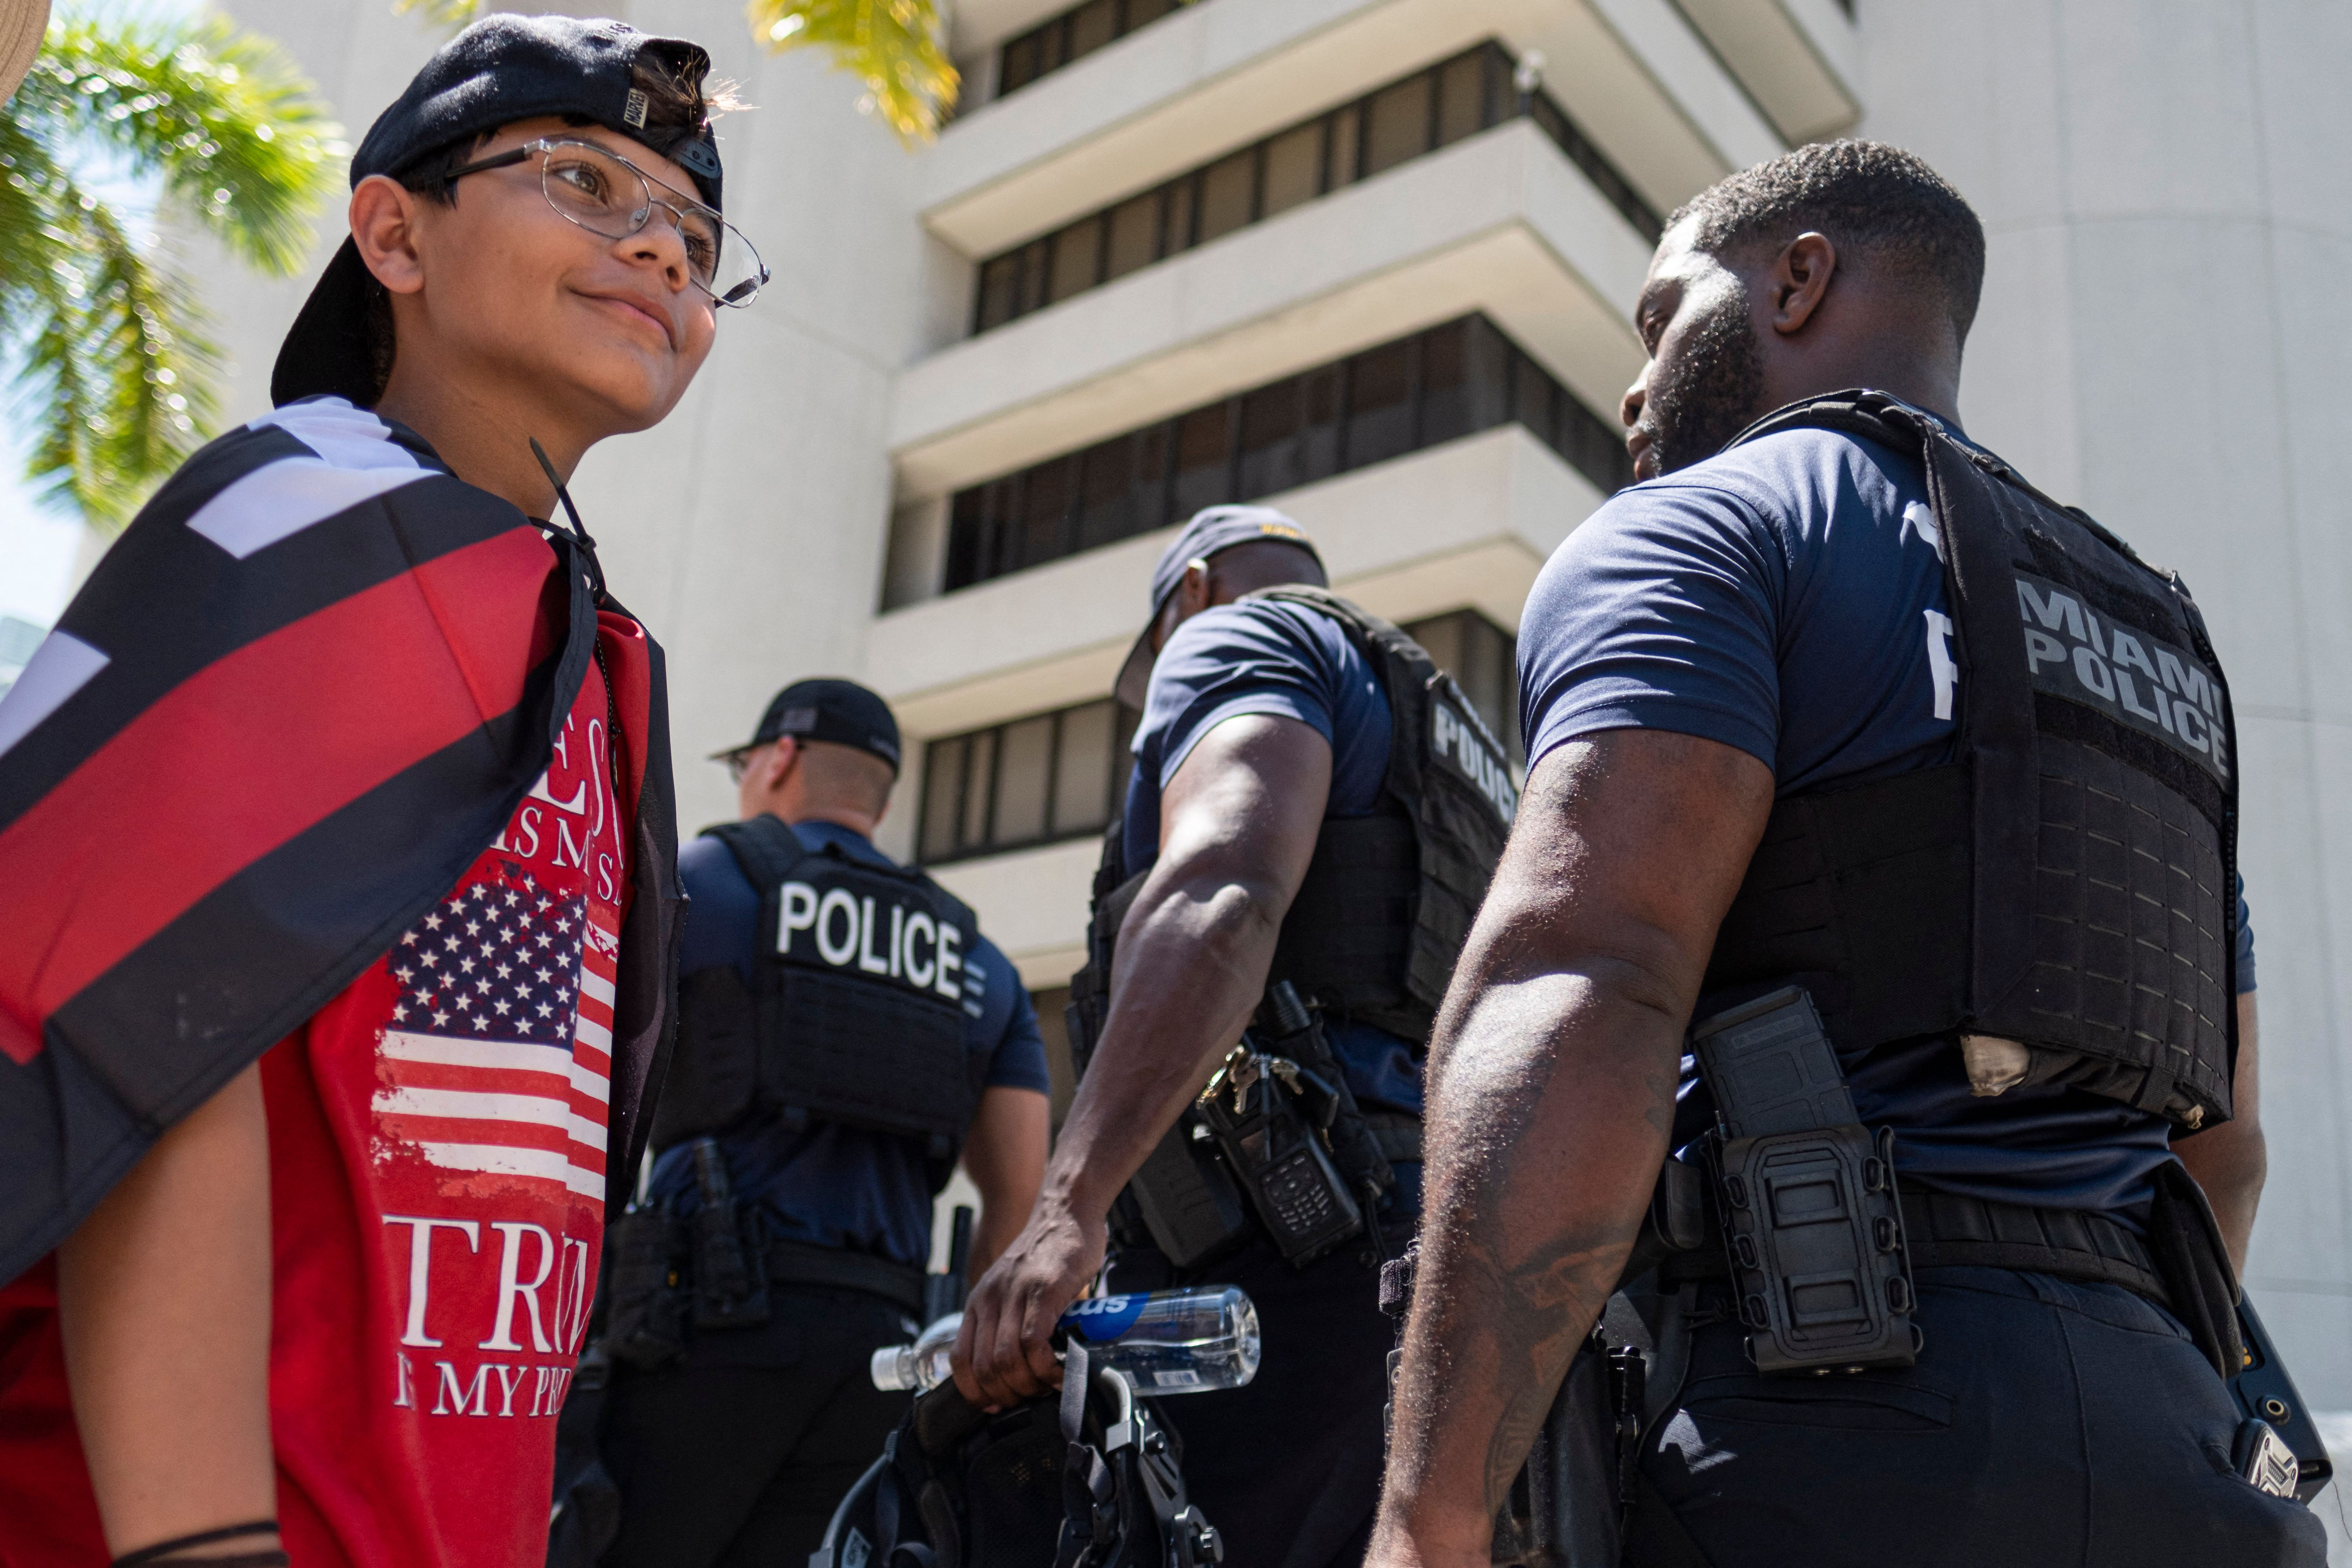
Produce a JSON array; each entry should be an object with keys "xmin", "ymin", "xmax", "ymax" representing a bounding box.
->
[
  {"xmin": 922, "ymin": 0, "xmax": 1781, "ymax": 260},
  {"xmin": 889, "ymin": 119, "xmax": 1651, "ymax": 500}
]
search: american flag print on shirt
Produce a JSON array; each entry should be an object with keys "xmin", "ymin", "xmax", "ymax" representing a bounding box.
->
[{"xmin": 371, "ymin": 860, "xmax": 618, "ymax": 1205}]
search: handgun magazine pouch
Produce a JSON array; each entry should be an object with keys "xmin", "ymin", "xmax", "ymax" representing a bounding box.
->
[
  {"xmin": 1692, "ymin": 988, "xmax": 1919, "ymax": 1375},
  {"xmin": 652, "ymin": 814, "xmax": 983, "ymax": 1180},
  {"xmin": 1704, "ymin": 392, "xmax": 2240, "ymax": 1131},
  {"xmin": 1065, "ymin": 593, "xmax": 1512, "ymax": 1265}
]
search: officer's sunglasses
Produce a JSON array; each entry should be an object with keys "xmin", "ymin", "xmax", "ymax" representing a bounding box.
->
[{"xmin": 443, "ymin": 137, "xmax": 769, "ymax": 308}]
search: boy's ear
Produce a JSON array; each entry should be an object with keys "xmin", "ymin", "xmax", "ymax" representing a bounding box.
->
[{"xmin": 350, "ymin": 174, "xmax": 428, "ymax": 299}]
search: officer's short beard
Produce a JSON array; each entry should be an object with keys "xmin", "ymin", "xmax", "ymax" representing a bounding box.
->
[{"xmin": 1640, "ymin": 294, "xmax": 1767, "ymax": 476}]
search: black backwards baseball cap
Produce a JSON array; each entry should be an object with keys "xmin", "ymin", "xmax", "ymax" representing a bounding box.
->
[
  {"xmin": 717, "ymin": 679, "xmax": 904, "ymax": 776},
  {"xmin": 271, "ymin": 14, "xmax": 724, "ymax": 409},
  {"xmin": 1113, "ymin": 505, "xmax": 1323, "ymax": 707}
]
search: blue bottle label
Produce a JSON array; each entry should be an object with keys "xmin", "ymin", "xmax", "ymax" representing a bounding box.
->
[{"xmin": 1060, "ymin": 1293, "xmax": 1150, "ymax": 1342}]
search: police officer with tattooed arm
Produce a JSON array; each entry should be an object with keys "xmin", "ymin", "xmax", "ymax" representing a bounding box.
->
[
  {"xmin": 593, "ymin": 679, "xmax": 1051, "ymax": 1567},
  {"xmin": 1372, "ymin": 142, "xmax": 2323, "ymax": 1568},
  {"xmin": 957, "ymin": 507, "xmax": 1514, "ymax": 1566}
]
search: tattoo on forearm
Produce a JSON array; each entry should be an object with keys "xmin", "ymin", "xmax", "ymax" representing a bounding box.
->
[{"xmin": 1405, "ymin": 1003, "xmax": 1684, "ymax": 1515}]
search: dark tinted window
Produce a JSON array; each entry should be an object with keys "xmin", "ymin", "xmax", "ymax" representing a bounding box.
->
[
  {"xmin": 1050, "ymin": 221, "xmax": 1102, "ymax": 303},
  {"xmin": 1344, "ymin": 339, "xmax": 1416, "ymax": 468},
  {"xmin": 971, "ymin": 43, "xmax": 1659, "ymax": 337},
  {"xmin": 1362, "ymin": 74, "xmax": 1431, "ymax": 175},
  {"xmin": 1068, "ymin": 0, "xmax": 1118, "ymax": 59},
  {"xmin": 1104, "ymin": 191, "xmax": 1161, "ymax": 280},
  {"xmin": 1171, "ymin": 403, "xmax": 1233, "ymax": 520},
  {"xmin": 1197, "ymin": 148, "xmax": 1257, "ymax": 244},
  {"xmin": 976, "ymin": 255, "xmax": 1021, "ymax": 332},
  {"xmin": 996, "ymin": 0, "xmax": 1188, "ymax": 102},
  {"xmin": 1237, "ymin": 376, "xmax": 1307, "ymax": 498},
  {"xmin": 1077, "ymin": 433, "xmax": 1142, "ymax": 550},
  {"xmin": 942, "ymin": 315, "xmax": 1633, "ymax": 593},
  {"xmin": 1328, "ymin": 104, "xmax": 1360, "ymax": 187},
  {"xmin": 1016, "ymin": 457, "xmax": 1076, "ymax": 569},
  {"xmin": 1434, "ymin": 51, "xmax": 1490, "ymax": 147},
  {"xmin": 919, "ymin": 699, "xmax": 1141, "ymax": 863},
  {"xmin": 1261, "ymin": 122, "xmax": 1323, "ymax": 218}
]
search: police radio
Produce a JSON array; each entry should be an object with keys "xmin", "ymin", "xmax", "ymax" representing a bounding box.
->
[{"xmin": 1196, "ymin": 1015, "xmax": 1364, "ymax": 1268}]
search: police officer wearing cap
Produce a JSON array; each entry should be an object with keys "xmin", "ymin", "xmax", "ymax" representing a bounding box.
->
[
  {"xmin": 1369, "ymin": 141, "xmax": 2320, "ymax": 1568},
  {"xmin": 956, "ymin": 506, "xmax": 1514, "ymax": 1566},
  {"xmin": 596, "ymin": 679, "xmax": 1051, "ymax": 1568}
]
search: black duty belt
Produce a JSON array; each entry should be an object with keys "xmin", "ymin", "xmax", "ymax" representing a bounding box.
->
[
  {"xmin": 1899, "ymin": 1190, "xmax": 2168, "ymax": 1306},
  {"xmin": 765, "ymin": 1236, "xmax": 927, "ymax": 1315},
  {"xmin": 1658, "ymin": 1188, "xmax": 2167, "ymax": 1309}
]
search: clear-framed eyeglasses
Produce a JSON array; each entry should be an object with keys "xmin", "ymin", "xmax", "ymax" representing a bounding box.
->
[{"xmin": 444, "ymin": 136, "xmax": 768, "ymax": 308}]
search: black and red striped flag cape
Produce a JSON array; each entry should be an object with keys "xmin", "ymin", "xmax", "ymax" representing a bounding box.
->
[{"xmin": 0, "ymin": 397, "xmax": 681, "ymax": 1285}]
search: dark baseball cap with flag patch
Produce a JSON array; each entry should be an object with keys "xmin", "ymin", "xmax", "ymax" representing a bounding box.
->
[
  {"xmin": 271, "ymin": 13, "xmax": 724, "ymax": 409},
  {"xmin": 717, "ymin": 679, "xmax": 904, "ymax": 776},
  {"xmin": 1114, "ymin": 506, "xmax": 1324, "ymax": 707}
]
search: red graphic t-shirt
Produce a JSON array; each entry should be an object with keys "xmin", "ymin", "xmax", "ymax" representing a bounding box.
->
[{"xmin": 0, "ymin": 618, "xmax": 641, "ymax": 1568}]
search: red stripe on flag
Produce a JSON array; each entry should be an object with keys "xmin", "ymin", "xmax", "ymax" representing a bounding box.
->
[{"xmin": 0, "ymin": 529, "xmax": 556, "ymax": 1063}]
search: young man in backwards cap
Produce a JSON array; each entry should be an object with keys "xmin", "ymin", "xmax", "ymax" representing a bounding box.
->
[{"xmin": 0, "ymin": 16, "xmax": 761, "ymax": 1566}]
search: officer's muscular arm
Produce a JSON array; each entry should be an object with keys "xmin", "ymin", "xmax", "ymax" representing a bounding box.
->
[
  {"xmin": 955, "ymin": 715, "xmax": 1331, "ymax": 1408},
  {"xmin": 2175, "ymin": 992, "xmax": 2265, "ymax": 1275},
  {"xmin": 1371, "ymin": 731, "xmax": 1771, "ymax": 1568},
  {"xmin": 57, "ymin": 1062, "xmax": 277, "ymax": 1558},
  {"xmin": 963, "ymin": 1086, "xmax": 1051, "ymax": 1277}
]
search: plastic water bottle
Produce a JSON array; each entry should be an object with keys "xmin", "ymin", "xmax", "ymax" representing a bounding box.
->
[
  {"xmin": 869, "ymin": 1286, "xmax": 1260, "ymax": 1396},
  {"xmin": 1057, "ymin": 1286, "xmax": 1259, "ymax": 1395},
  {"xmin": 871, "ymin": 1312, "xmax": 959, "ymax": 1393}
]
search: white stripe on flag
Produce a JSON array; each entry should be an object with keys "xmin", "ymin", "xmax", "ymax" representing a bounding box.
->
[
  {"xmin": 416, "ymin": 1141, "xmax": 603, "ymax": 1197},
  {"xmin": 382, "ymin": 1032, "xmax": 573, "ymax": 1080},
  {"xmin": 566, "ymin": 1113, "xmax": 608, "ymax": 1154},
  {"xmin": 578, "ymin": 969, "xmax": 616, "ymax": 1006},
  {"xmin": 574, "ymin": 1017, "xmax": 612, "ymax": 1055},
  {"xmin": 376, "ymin": 1084, "xmax": 569, "ymax": 1129},
  {"xmin": 569, "ymin": 1063, "xmax": 610, "ymax": 1104}
]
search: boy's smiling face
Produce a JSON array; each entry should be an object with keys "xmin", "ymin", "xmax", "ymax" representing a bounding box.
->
[{"xmin": 356, "ymin": 114, "xmax": 721, "ymax": 444}]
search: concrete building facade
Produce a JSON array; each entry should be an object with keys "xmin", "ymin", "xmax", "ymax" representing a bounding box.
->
[{"xmin": 201, "ymin": 0, "xmax": 2352, "ymax": 1469}]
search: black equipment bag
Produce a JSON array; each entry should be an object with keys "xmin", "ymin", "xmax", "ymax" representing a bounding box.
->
[{"xmin": 809, "ymin": 1346, "xmax": 1221, "ymax": 1568}]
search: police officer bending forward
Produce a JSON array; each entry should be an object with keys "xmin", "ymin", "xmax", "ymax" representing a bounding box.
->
[
  {"xmin": 599, "ymin": 680, "xmax": 1051, "ymax": 1567},
  {"xmin": 1371, "ymin": 142, "xmax": 2320, "ymax": 1567},
  {"xmin": 958, "ymin": 507, "xmax": 1512, "ymax": 1567}
]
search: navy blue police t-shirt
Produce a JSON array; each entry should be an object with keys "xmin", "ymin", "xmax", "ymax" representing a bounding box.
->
[
  {"xmin": 1518, "ymin": 425, "xmax": 2254, "ymax": 1219},
  {"xmin": 647, "ymin": 818, "xmax": 1052, "ymax": 1267},
  {"xmin": 1122, "ymin": 597, "xmax": 1423, "ymax": 1122}
]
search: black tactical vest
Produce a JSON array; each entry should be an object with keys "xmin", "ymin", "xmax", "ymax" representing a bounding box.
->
[
  {"xmin": 1701, "ymin": 392, "xmax": 2239, "ymax": 1129},
  {"xmin": 1067, "ymin": 588, "xmax": 1515, "ymax": 1064},
  {"xmin": 649, "ymin": 815, "xmax": 986, "ymax": 1176}
]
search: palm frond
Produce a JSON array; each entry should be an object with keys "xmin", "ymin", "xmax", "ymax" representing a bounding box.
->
[
  {"xmin": 0, "ymin": 10, "xmax": 328, "ymax": 527},
  {"xmin": 747, "ymin": 0, "xmax": 958, "ymax": 145},
  {"xmin": 15, "ymin": 12, "xmax": 345, "ymax": 275},
  {"xmin": 4, "ymin": 126, "xmax": 219, "ymax": 526},
  {"xmin": 389, "ymin": 0, "xmax": 481, "ymax": 26}
]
